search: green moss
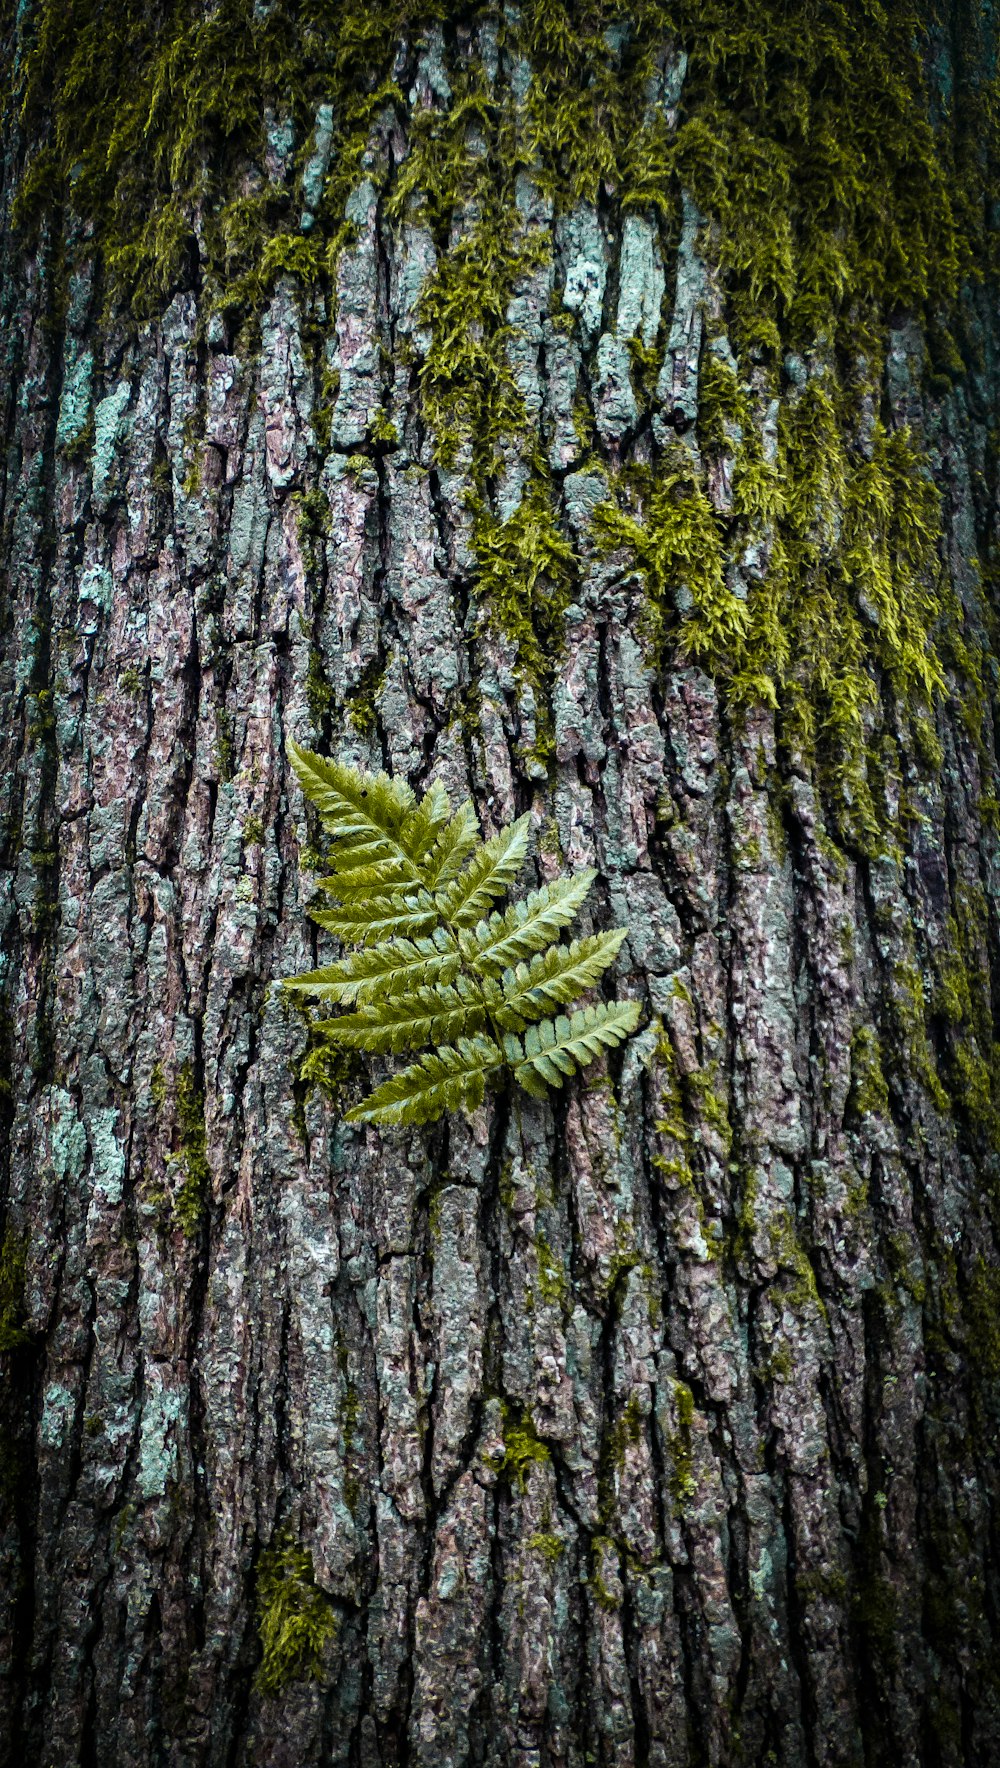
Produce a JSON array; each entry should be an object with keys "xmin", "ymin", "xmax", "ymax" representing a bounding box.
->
[
  {"xmin": 242, "ymin": 814, "xmax": 264, "ymax": 847},
  {"xmin": 666, "ymin": 0, "xmax": 981, "ymax": 346},
  {"xmin": 11, "ymin": 2, "xmax": 996, "ymax": 862},
  {"xmin": 768, "ymin": 1208, "xmax": 826, "ymax": 1319},
  {"xmin": 667, "ymin": 1379, "xmax": 696, "ymax": 1507},
  {"xmin": 534, "ymin": 1232, "xmax": 568, "ymax": 1309},
  {"xmin": 11, "ymin": 0, "xmax": 436, "ymax": 321},
  {"xmin": 306, "ymin": 646, "xmax": 334, "ymax": 728},
  {"xmin": 255, "ymin": 1526, "xmax": 336, "ymax": 1696},
  {"xmin": 471, "ymin": 471, "xmax": 578, "ymax": 773},
  {"xmin": 527, "ymin": 1530, "xmax": 565, "ymax": 1565},
  {"xmin": 296, "ymin": 1023, "xmax": 361, "ymax": 1112},
  {"xmin": 295, "ymin": 487, "xmax": 329, "ymax": 545},
  {"xmin": 488, "ymin": 1405, "xmax": 550, "ymax": 1491},
  {"xmin": 345, "ymin": 656, "xmax": 386, "ymax": 737},
  {"xmin": 651, "ymin": 1026, "xmax": 692, "ymax": 1186},
  {"xmin": 588, "ymin": 1535, "xmax": 623, "ymax": 1612},
  {"xmin": 592, "ymin": 447, "xmax": 742, "ymax": 671},
  {"xmin": 683, "ymin": 1058, "xmax": 732, "ymax": 1153},
  {"xmin": 627, "ymin": 334, "xmax": 666, "ymax": 413},
  {"xmin": 887, "ymin": 958, "xmax": 950, "ymax": 1114},
  {"xmin": 847, "ymin": 1026, "xmax": 890, "ymax": 1121},
  {"xmin": 600, "ymin": 1220, "xmax": 645, "ymax": 1304},
  {"xmin": 170, "ymin": 1062, "xmax": 210, "ymax": 1238},
  {"xmin": 0, "ymin": 1227, "xmax": 30, "ymax": 1354},
  {"xmin": 696, "ymin": 347, "xmax": 749, "ymax": 457},
  {"xmin": 367, "ymin": 408, "xmax": 398, "ymax": 448},
  {"xmin": 926, "ymin": 893, "xmax": 1000, "ymax": 1148},
  {"xmin": 795, "ymin": 1564, "xmax": 848, "ymax": 1606},
  {"xmin": 966, "ymin": 1256, "xmax": 1000, "ymax": 1384}
]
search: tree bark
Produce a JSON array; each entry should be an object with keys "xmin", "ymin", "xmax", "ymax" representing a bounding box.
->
[{"xmin": 1, "ymin": 5, "xmax": 999, "ymax": 1765}]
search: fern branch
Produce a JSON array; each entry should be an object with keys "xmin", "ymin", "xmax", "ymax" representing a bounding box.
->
[
  {"xmin": 461, "ymin": 871, "xmax": 597, "ymax": 975},
  {"xmin": 281, "ymin": 931, "xmax": 460, "ymax": 1005},
  {"xmin": 317, "ymin": 852, "xmax": 424, "ymax": 895},
  {"xmin": 288, "ymin": 743, "xmax": 452, "ymax": 886},
  {"xmin": 310, "ymin": 890, "xmax": 439, "ymax": 945},
  {"xmin": 398, "ymin": 779, "xmax": 453, "ymax": 865},
  {"xmin": 345, "ymin": 1036, "xmax": 505, "ymax": 1125},
  {"xmin": 286, "ymin": 748, "xmax": 640, "ymax": 1126},
  {"xmin": 509, "ymin": 1000, "xmax": 642, "ymax": 1097},
  {"xmin": 436, "ymin": 813, "xmax": 531, "ymax": 926},
  {"xmin": 321, "ymin": 978, "xmax": 489, "ymax": 1054},
  {"xmin": 491, "ymin": 928, "xmax": 628, "ymax": 1030},
  {"xmin": 420, "ymin": 799, "xmax": 482, "ymax": 887}
]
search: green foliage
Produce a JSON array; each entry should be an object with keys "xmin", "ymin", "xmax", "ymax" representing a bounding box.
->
[
  {"xmin": 282, "ymin": 746, "xmax": 639, "ymax": 1125},
  {"xmin": 255, "ymin": 1527, "xmax": 336, "ymax": 1696}
]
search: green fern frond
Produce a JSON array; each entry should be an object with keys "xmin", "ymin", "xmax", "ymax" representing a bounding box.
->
[
  {"xmin": 436, "ymin": 813, "xmax": 532, "ymax": 925},
  {"xmin": 345, "ymin": 1036, "xmax": 505, "ymax": 1126},
  {"xmin": 318, "ymin": 852, "xmax": 422, "ymax": 895},
  {"xmin": 461, "ymin": 871, "xmax": 597, "ymax": 975},
  {"xmin": 492, "ymin": 929, "xmax": 628, "ymax": 1030},
  {"xmin": 399, "ymin": 780, "xmax": 454, "ymax": 865},
  {"xmin": 282, "ymin": 931, "xmax": 461, "ymax": 1005},
  {"xmin": 288, "ymin": 741, "xmax": 451, "ymax": 883},
  {"xmin": 289, "ymin": 740, "xmax": 415, "ymax": 838},
  {"xmin": 322, "ymin": 977, "xmax": 489, "ymax": 1054},
  {"xmin": 510, "ymin": 1001, "xmax": 642, "ymax": 1098},
  {"xmin": 421, "ymin": 799, "xmax": 482, "ymax": 886},
  {"xmin": 311, "ymin": 891, "xmax": 438, "ymax": 944},
  {"xmin": 284, "ymin": 749, "xmax": 638, "ymax": 1125}
]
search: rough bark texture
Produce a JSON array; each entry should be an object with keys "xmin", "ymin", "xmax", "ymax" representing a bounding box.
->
[{"xmin": 1, "ymin": 5, "xmax": 999, "ymax": 1766}]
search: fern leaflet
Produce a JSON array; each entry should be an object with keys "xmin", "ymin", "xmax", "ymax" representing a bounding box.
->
[
  {"xmin": 510, "ymin": 1001, "xmax": 643, "ymax": 1097},
  {"xmin": 460, "ymin": 872, "xmax": 597, "ymax": 975},
  {"xmin": 491, "ymin": 929, "xmax": 628, "ymax": 1030},
  {"xmin": 311, "ymin": 891, "xmax": 439, "ymax": 945},
  {"xmin": 345, "ymin": 1037, "xmax": 505, "ymax": 1126},
  {"xmin": 421, "ymin": 799, "xmax": 481, "ymax": 886},
  {"xmin": 282, "ymin": 932, "xmax": 461, "ymax": 1004},
  {"xmin": 320, "ymin": 978, "xmax": 489, "ymax": 1055},
  {"xmin": 436, "ymin": 814, "xmax": 532, "ymax": 925},
  {"xmin": 283, "ymin": 749, "xmax": 638, "ymax": 1124}
]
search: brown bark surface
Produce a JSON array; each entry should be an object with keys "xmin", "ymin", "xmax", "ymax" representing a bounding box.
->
[{"xmin": 1, "ymin": 6, "xmax": 999, "ymax": 1765}]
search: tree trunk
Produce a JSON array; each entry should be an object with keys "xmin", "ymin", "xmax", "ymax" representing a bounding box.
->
[{"xmin": 1, "ymin": 4, "xmax": 999, "ymax": 1764}]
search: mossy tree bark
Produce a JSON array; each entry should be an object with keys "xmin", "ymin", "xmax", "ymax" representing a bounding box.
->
[{"xmin": 1, "ymin": 4, "xmax": 999, "ymax": 1765}]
